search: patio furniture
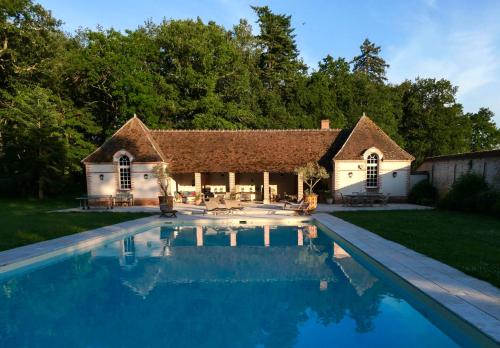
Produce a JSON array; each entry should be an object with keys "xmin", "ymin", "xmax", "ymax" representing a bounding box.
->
[
  {"xmin": 293, "ymin": 202, "xmax": 311, "ymax": 216},
  {"xmin": 203, "ymin": 199, "xmax": 229, "ymax": 215},
  {"xmin": 114, "ymin": 191, "xmax": 134, "ymax": 206},
  {"xmin": 340, "ymin": 193, "xmax": 347, "ymax": 206},
  {"xmin": 283, "ymin": 198, "xmax": 305, "ymax": 210},
  {"xmin": 160, "ymin": 204, "xmax": 178, "ymax": 218},
  {"xmin": 224, "ymin": 199, "xmax": 244, "ymax": 212},
  {"xmin": 76, "ymin": 195, "xmax": 114, "ymax": 209}
]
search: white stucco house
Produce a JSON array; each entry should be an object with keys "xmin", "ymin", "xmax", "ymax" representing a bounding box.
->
[{"xmin": 82, "ymin": 114, "xmax": 414, "ymax": 204}]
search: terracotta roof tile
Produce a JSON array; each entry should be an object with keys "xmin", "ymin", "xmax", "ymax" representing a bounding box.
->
[
  {"xmin": 150, "ymin": 129, "xmax": 340, "ymax": 173},
  {"xmin": 83, "ymin": 116, "xmax": 165, "ymax": 163},
  {"xmin": 334, "ymin": 116, "xmax": 414, "ymax": 161}
]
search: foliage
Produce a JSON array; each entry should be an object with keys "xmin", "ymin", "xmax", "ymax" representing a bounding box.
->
[
  {"xmin": 294, "ymin": 162, "xmax": 329, "ymax": 194},
  {"xmin": 408, "ymin": 180, "xmax": 437, "ymax": 206},
  {"xmin": 352, "ymin": 39, "xmax": 389, "ymax": 83},
  {"xmin": 0, "ymin": 85, "xmax": 97, "ymax": 198},
  {"xmin": 0, "ymin": 1, "xmax": 499, "ymax": 199},
  {"xmin": 152, "ymin": 163, "xmax": 171, "ymax": 197},
  {"xmin": 333, "ymin": 210, "xmax": 500, "ymax": 287},
  {"xmin": 465, "ymin": 107, "xmax": 500, "ymax": 151},
  {"xmin": 438, "ymin": 173, "xmax": 496, "ymax": 214}
]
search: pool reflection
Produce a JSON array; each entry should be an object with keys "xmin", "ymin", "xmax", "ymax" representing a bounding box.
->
[{"xmin": 0, "ymin": 224, "xmax": 461, "ymax": 348}]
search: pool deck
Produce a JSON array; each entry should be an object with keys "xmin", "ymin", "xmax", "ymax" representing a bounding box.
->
[{"xmin": 0, "ymin": 208, "xmax": 498, "ymax": 343}]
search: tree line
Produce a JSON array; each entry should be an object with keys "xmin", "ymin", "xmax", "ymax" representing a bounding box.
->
[{"xmin": 0, "ymin": 1, "xmax": 499, "ymax": 198}]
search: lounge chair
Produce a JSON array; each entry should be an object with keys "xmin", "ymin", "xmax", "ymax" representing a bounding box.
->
[
  {"xmin": 203, "ymin": 199, "xmax": 228, "ymax": 215},
  {"xmin": 160, "ymin": 204, "xmax": 178, "ymax": 218},
  {"xmin": 283, "ymin": 198, "xmax": 304, "ymax": 210},
  {"xmin": 224, "ymin": 199, "xmax": 244, "ymax": 212},
  {"xmin": 293, "ymin": 202, "xmax": 311, "ymax": 216}
]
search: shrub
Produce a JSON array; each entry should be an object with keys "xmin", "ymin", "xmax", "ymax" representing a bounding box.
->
[
  {"xmin": 408, "ymin": 180, "xmax": 438, "ymax": 206},
  {"xmin": 438, "ymin": 173, "xmax": 496, "ymax": 214}
]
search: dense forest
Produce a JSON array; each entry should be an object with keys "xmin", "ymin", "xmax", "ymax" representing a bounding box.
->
[{"xmin": 0, "ymin": 0, "xmax": 499, "ymax": 198}]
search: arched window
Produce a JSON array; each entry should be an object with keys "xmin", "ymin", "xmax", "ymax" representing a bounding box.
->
[
  {"xmin": 119, "ymin": 155, "xmax": 131, "ymax": 189},
  {"xmin": 366, "ymin": 153, "xmax": 378, "ymax": 188}
]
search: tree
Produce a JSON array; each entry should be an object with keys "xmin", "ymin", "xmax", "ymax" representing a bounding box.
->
[
  {"xmin": 352, "ymin": 39, "xmax": 389, "ymax": 83},
  {"xmin": 399, "ymin": 78, "xmax": 470, "ymax": 164},
  {"xmin": 0, "ymin": 85, "xmax": 97, "ymax": 198},
  {"xmin": 466, "ymin": 108, "xmax": 500, "ymax": 151},
  {"xmin": 294, "ymin": 162, "xmax": 330, "ymax": 195}
]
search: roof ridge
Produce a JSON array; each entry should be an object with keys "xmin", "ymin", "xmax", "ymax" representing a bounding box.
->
[
  {"xmin": 134, "ymin": 117, "xmax": 167, "ymax": 162},
  {"xmin": 149, "ymin": 128, "xmax": 342, "ymax": 133}
]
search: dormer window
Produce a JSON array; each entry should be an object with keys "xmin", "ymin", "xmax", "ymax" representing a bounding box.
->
[
  {"xmin": 119, "ymin": 155, "xmax": 131, "ymax": 190},
  {"xmin": 366, "ymin": 153, "xmax": 379, "ymax": 188}
]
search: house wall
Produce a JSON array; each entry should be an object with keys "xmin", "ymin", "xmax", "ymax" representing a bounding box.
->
[
  {"xmin": 418, "ymin": 155, "xmax": 500, "ymax": 196},
  {"xmin": 85, "ymin": 162, "xmax": 161, "ymax": 205},
  {"xmin": 171, "ymin": 173, "xmax": 195, "ymax": 193},
  {"xmin": 333, "ymin": 160, "xmax": 411, "ymax": 201}
]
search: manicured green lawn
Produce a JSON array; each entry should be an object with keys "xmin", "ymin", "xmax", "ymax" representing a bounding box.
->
[
  {"xmin": 332, "ymin": 210, "xmax": 500, "ymax": 288},
  {"xmin": 0, "ymin": 198, "xmax": 154, "ymax": 252}
]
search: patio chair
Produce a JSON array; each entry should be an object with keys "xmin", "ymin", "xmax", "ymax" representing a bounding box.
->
[
  {"xmin": 293, "ymin": 202, "xmax": 311, "ymax": 216},
  {"xmin": 283, "ymin": 197, "xmax": 304, "ymax": 210},
  {"xmin": 340, "ymin": 193, "xmax": 347, "ymax": 206},
  {"xmin": 224, "ymin": 199, "xmax": 244, "ymax": 212},
  {"xmin": 203, "ymin": 199, "xmax": 228, "ymax": 215},
  {"xmin": 379, "ymin": 193, "xmax": 390, "ymax": 206}
]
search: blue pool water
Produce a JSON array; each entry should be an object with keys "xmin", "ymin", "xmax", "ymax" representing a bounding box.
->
[{"xmin": 0, "ymin": 223, "xmax": 495, "ymax": 347}]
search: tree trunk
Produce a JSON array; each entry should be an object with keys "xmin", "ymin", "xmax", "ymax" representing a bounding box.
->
[{"xmin": 38, "ymin": 177, "xmax": 44, "ymax": 200}]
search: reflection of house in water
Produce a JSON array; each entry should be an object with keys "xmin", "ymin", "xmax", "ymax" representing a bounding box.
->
[
  {"xmin": 333, "ymin": 242, "xmax": 378, "ymax": 296},
  {"xmin": 91, "ymin": 225, "xmax": 336, "ymax": 298}
]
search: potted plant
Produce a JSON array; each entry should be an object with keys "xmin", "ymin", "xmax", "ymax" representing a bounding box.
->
[
  {"xmin": 194, "ymin": 192, "xmax": 202, "ymax": 205},
  {"xmin": 294, "ymin": 162, "xmax": 330, "ymax": 211},
  {"xmin": 153, "ymin": 163, "xmax": 174, "ymax": 210}
]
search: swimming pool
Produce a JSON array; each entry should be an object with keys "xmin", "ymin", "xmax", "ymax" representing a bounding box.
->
[{"xmin": 0, "ymin": 222, "xmax": 496, "ymax": 347}]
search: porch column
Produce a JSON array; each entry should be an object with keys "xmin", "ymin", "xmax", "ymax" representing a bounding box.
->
[
  {"xmin": 230, "ymin": 231, "xmax": 237, "ymax": 247},
  {"xmin": 263, "ymin": 171, "xmax": 270, "ymax": 204},
  {"xmin": 264, "ymin": 225, "xmax": 270, "ymax": 247},
  {"xmin": 297, "ymin": 228, "xmax": 304, "ymax": 246},
  {"xmin": 297, "ymin": 173, "xmax": 304, "ymax": 201},
  {"xmin": 194, "ymin": 172, "xmax": 202, "ymax": 194},
  {"xmin": 196, "ymin": 226, "xmax": 203, "ymax": 247},
  {"xmin": 229, "ymin": 172, "xmax": 236, "ymax": 194}
]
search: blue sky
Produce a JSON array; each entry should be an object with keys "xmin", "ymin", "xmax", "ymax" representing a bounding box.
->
[{"xmin": 38, "ymin": 0, "xmax": 500, "ymax": 124}]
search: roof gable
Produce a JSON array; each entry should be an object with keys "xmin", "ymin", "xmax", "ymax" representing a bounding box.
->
[
  {"xmin": 83, "ymin": 116, "xmax": 165, "ymax": 163},
  {"xmin": 334, "ymin": 116, "xmax": 414, "ymax": 161}
]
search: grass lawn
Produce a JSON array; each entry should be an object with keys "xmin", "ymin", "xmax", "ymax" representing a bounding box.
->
[
  {"xmin": 332, "ymin": 210, "xmax": 500, "ymax": 288},
  {"xmin": 0, "ymin": 198, "xmax": 154, "ymax": 252}
]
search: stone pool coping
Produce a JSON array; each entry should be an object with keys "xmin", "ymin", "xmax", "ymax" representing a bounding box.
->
[
  {"xmin": 313, "ymin": 213, "xmax": 500, "ymax": 343},
  {"xmin": 0, "ymin": 212, "xmax": 498, "ymax": 342}
]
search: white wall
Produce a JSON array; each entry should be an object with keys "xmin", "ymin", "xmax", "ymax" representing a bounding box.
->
[
  {"xmin": 85, "ymin": 162, "xmax": 161, "ymax": 198},
  {"xmin": 86, "ymin": 164, "xmax": 116, "ymax": 195},
  {"xmin": 334, "ymin": 160, "xmax": 411, "ymax": 198}
]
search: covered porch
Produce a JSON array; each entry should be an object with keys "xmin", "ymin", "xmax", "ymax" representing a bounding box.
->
[{"xmin": 171, "ymin": 171, "xmax": 305, "ymax": 204}]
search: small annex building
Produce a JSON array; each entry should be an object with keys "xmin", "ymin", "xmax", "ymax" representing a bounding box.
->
[{"xmin": 82, "ymin": 115, "xmax": 414, "ymax": 204}]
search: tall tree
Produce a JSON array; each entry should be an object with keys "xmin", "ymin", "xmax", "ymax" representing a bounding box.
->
[
  {"xmin": 466, "ymin": 108, "xmax": 500, "ymax": 151},
  {"xmin": 399, "ymin": 78, "xmax": 470, "ymax": 164},
  {"xmin": 352, "ymin": 39, "xmax": 389, "ymax": 83},
  {"xmin": 0, "ymin": 85, "xmax": 97, "ymax": 198}
]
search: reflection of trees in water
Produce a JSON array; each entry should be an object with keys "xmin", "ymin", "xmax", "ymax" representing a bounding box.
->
[{"xmin": 0, "ymin": 245, "xmax": 397, "ymax": 347}]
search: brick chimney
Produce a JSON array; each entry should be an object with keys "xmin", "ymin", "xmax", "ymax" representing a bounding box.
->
[{"xmin": 321, "ymin": 119, "xmax": 330, "ymax": 130}]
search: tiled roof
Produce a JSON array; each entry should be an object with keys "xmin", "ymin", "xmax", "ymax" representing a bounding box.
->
[
  {"xmin": 83, "ymin": 116, "xmax": 165, "ymax": 163},
  {"xmin": 150, "ymin": 129, "xmax": 341, "ymax": 173},
  {"xmin": 334, "ymin": 116, "xmax": 414, "ymax": 161},
  {"xmin": 83, "ymin": 115, "xmax": 414, "ymax": 172}
]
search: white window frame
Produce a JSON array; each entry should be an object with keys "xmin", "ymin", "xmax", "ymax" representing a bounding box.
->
[
  {"xmin": 366, "ymin": 153, "xmax": 379, "ymax": 188},
  {"xmin": 118, "ymin": 155, "xmax": 132, "ymax": 190}
]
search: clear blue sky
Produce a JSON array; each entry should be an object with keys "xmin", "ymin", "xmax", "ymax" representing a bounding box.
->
[{"xmin": 38, "ymin": 0, "xmax": 500, "ymax": 124}]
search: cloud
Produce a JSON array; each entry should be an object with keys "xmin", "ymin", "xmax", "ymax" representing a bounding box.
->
[{"xmin": 387, "ymin": 2, "xmax": 500, "ymax": 123}]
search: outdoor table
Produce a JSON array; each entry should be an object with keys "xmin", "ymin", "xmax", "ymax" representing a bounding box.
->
[{"xmin": 76, "ymin": 195, "xmax": 114, "ymax": 210}]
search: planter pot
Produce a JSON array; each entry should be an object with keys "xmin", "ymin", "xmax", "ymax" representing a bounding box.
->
[
  {"xmin": 305, "ymin": 193, "xmax": 318, "ymax": 211},
  {"xmin": 158, "ymin": 195, "xmax": 174, "ymax": 209}
]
